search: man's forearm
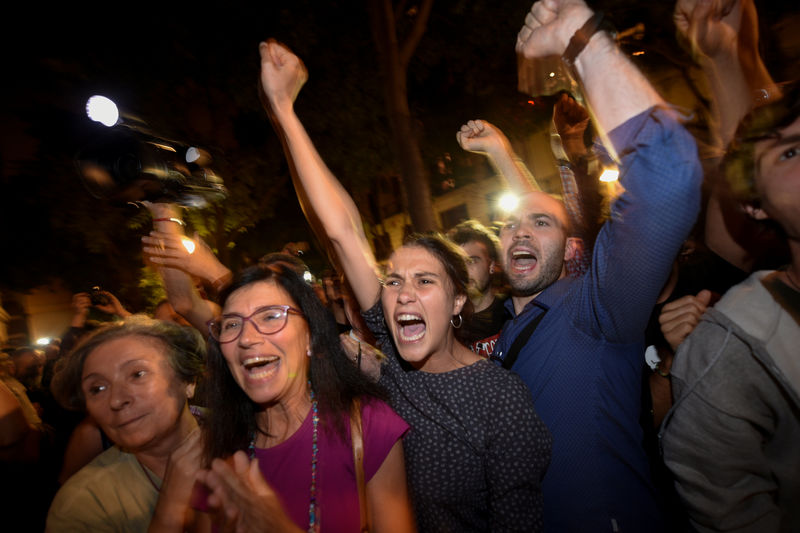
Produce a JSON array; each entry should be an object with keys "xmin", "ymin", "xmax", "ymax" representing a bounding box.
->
[
  {"xmin": 485, "ymin": 144, "xmax": 541, "ymax": 194},
  {"xmin": 573, "ymin": 25, "xmax": 663, "ymax": 139}
]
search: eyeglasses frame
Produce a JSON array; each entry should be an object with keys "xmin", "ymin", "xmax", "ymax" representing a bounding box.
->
[{"xmin": 207, "ymin": 304, "xmax": 304, "ymax": 343}]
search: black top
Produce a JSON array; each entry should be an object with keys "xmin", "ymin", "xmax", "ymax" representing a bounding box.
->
[{"xmin": 363, "ymin": 302, "xmax": 552, "ymax": 532}]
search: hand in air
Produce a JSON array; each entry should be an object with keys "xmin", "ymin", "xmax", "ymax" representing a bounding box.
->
[
  {"xmin": 259, "ymin": 39, "xmax": 308, "ymax": 117},
  {"xmin": 673, "ymin": 0, "xmax": 748, "ymax": 59},
  {"xmin": 456, "ymin": 120, "xmax": 509, "ymax": 156},
  {"xmin": 143, "ymin": 231, "xmax": 228, "ymax": 284},
  {"xmin": 516, "ymin": 0, "xmax": 595, "ymax": 59}
]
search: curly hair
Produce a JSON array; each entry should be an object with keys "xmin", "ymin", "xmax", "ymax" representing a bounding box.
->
[
  {"xmin": 722, "ymin": 80, "xmax": 800, "ymax": 206},
  {"xmin": 203, "ymin": 264, "xmax": 386, "ymax": 462},
  {"xmin": 50, "ymin": 315, "xmax": 206, "ymax": 412}
]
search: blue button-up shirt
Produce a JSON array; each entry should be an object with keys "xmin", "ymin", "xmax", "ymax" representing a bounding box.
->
[{"xmin": 492, "ymin": 106, "xmax": 703, "ymax": 532}]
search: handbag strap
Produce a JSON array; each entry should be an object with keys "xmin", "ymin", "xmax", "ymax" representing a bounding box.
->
[
  {"xmin": 501, "ymin": 309, "xmax": 546, "ymax": 370},
  {"xmin": 350, "ymin": 397, "xmax": 370, "ymax": 533}
]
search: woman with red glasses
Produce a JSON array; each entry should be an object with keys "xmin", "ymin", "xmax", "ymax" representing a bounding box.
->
[{"xmin": 197, "ymin": 263, "xmax": 416, "ymax": 533}]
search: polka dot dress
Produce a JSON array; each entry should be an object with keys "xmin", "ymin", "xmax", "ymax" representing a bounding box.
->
[{"xmin": 363, "ymin": 303, "xmax": 552, "ymax": 532}]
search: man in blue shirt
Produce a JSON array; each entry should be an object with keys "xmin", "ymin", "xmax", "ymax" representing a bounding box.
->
[{"xmin": 497, "ymin": 1, "xmax": 704, "ymax": 530}]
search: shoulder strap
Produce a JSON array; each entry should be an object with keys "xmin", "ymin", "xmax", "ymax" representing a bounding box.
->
[
  {"xmin": 350, "ymin": 398, "xmax": 370, "ymax": 533},
  {"xmin": 501, "ymin": 310, "xmax": 546, "ymax": 370}
]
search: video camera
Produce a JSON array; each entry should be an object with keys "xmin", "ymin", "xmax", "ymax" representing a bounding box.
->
[{"xmin": 76, "ymin": 96, "xmax": 227, "ymax": 208}]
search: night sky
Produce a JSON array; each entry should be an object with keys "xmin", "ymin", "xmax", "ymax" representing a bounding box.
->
[{"xmin": 1, "ymin": 1, "xmax": 798, "ymax": 301}]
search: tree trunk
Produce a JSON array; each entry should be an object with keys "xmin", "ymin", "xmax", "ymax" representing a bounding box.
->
[{"xmin": 368, "ymin": 0, "xmax": 437, "ymax": 233}]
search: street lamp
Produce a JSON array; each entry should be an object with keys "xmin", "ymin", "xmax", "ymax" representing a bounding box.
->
[{"xmin": 498, "ymin": 192, "xmax": 519, "ymax": 213}]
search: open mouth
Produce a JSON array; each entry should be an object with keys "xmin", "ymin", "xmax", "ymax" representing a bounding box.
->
[
  {"xmin": 510, "ymin": 249, "xmax": 538, "ymax": 273},
  {"xmin": 396, "ymin": 313, "xmax": 426, "ymax": 342},
  {"xmin": 242, "ymin": 356, "xmax": 279, "ymax": 379}
]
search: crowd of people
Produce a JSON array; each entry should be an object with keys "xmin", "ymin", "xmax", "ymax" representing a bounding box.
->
[{"xmin": 1, "ymin": 0, "xmax": 798, "ymax": 531}]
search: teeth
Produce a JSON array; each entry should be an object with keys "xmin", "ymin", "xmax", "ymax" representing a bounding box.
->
[
  {"xmin": 513, "ymin": 250, "xmax": 535, "ymax": 259},
  {"xmin": 397, "ymin": 313, "xmax": 422, "ymax": 323},
  {"xmin": 243, "ymin": 356, "xmax": 278, "ymax": 371}
]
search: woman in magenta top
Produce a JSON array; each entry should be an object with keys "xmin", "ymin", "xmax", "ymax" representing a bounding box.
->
[{"xmin": 197, "ymin": 263, "xmax": 415, "ymax": 533}]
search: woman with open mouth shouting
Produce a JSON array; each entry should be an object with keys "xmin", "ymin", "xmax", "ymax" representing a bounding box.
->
[
  {"xmin": 259, "ymin": 39, "xmax": 552, "ymax": 532},
  {"xmin": 198, "ymin": 264, "xmax": 415, "ymax": 533}
]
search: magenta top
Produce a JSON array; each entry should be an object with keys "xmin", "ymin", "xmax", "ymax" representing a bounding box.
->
[{"xmin": 198, "ymin": 398, "xmax": 408, "ymax": 532}]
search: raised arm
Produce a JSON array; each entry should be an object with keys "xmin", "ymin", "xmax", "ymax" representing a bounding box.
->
[
  {"xmin": 674, "ymin": 0, "xmax": 777, "ymax": 150},
  {"xmin": 518, "ymin": 0, "xmax": 703, "ymax": 341},
  {"xmin": 674, "ymin": 0, "xmax": 784, "ymax": 272},
  {"xmin": 517, "ymin": 0, "xmax": 663, "ymax": 143},
  {"xmin": 259, "ymin": 40, "xmax": 381, "ymax": 311},
  {"xmin": 141, "ymin": 202, "xmax": 220, "ymax": 333},
  {"xmin": 456, "ymin": 119, "xmax": 540, "ymax": 194}
]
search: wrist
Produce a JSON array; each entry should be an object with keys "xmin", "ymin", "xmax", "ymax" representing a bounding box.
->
[
  {"xmin": 268, "ymin": 98, "xmax": 295, "ymax": 120},
  {"xmin": 570, "ymin": 29, "xmax": 616, "ymax": 84},
  {"xmin": 558, "ymin": 7, "xmax": 599, "ymax": 58},
  {"xmin": 152, "ymin": 217, "xmax": 186, "ymax": 227},
  {"xmin": 210, "ymin": 270, "xmax": 233, "ymax": 295}
]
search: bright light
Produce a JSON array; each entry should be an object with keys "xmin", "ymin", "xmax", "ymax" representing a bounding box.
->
[
  {"xmin": 86, "ymin": 95, "xmax": 119, "ymax": 127},
  {"xmin": 35, "ymin": 337, "xmax": 51, "ymax": 346},
  {"xmin": 498, "ymin": 192, "xmax": 519, "ymax": 212},
  {"xmin": 303, "ymin": 271, "xmax": 313, "ymax": 284},
  {"xmin": 181, "ymin": 237, "xmax": 196, "ymax": 254},
  {"xmin": 549, "ymin": 72, "xmax": 556, "ymax": 78},
  {"xmin": 599, "ymin": 168, "xmax": 620, "ymax": 182}
]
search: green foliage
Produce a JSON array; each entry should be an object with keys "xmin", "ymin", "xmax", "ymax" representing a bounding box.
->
[{"xmin": 137, "ymin": 267, "xmax": 168, "ymax": 315}]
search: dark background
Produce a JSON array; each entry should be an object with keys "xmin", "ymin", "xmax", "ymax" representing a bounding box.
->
[{"xmin": 1, "ymin": 0, "xmax": 798, "ymax": 310}]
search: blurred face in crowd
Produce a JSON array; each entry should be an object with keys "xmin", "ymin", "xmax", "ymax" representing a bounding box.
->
[
  {"xmin": 460, "ymin": 240, "xmax": 494, "ymax": 298},
  {"xmin": 14, "ymin": 349, "xmax": 45, "ymax": 389},
  {"xmin": 381, "ymin": 245, "xmax": 466, "ymax": 370},
  {"xmin": 219, "ymin": 281, "xmax": 310, "ymax": 409},
  {"xmin": 753, "ymin": 115, "xmax": 800, "ymax": 238},
  {"xmin": 499, "ymin": 192, "xmax": 573, "ymax": 299},
  {"xmin": 81, "ymin": 335, "xmax": 193, "ymax": 454}
]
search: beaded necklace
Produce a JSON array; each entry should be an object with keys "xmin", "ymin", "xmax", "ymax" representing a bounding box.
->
[{"xmin": 249, "ymin": 387, "xmax": 320, "ymax": 533}]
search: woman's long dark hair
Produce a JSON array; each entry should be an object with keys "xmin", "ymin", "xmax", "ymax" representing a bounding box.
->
[{"xmin": 202, "ymin": 263, "xmax": 387, "ymax": 462}]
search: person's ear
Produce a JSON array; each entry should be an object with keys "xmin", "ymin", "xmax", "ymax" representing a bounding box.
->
[
  {"xmin": 489, "ymin": 261, "xmax": 496, "ymax": 275},
  {"xmin": 452, "ymin": 293, "xmax": 467, "ymax": 316},
  {"xmin": 185, "ymin": 382, "xmax": 196, "ymax": 399},
  {"xmin": 564, "ymin": 237, "xmax": 583, "ymax": 262}
]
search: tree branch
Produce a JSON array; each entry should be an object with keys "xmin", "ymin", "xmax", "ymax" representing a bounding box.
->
[{"xmin": 399, "ymin": 0, "xmax": 434, "ymax": 69}]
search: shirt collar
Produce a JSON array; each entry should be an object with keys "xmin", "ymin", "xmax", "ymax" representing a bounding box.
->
[{"xmin": 504, "ymin": 275, "xmax": 576, "ymax": 317}]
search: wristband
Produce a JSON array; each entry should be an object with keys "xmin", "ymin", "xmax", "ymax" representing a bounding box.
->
[
  {"xmin": 153, "ymin": 217, "xmax": 186, "ymax": 227},
  {"xmin": 562, "ymin": 11, "xmax": 606, "ymax": 71}
]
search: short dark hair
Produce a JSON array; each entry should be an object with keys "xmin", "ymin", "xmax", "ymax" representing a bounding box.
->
[
  {"xmin": 400, "ymin": 233, "xmax": 474, "ymax": 343},
  {"xmin": 723, "ymin": 80, "xmax": 800, "ymax": 205},
  {"xmin": 203, "ymin": 264, "xmax": 386, "ymax": 462},
  {"xmin": 447, "ymin": 219, "xmax": 501, "ymax": 264},
  {"xmin": 50, "ymin": 315, "xmax": 206, "ymax": 412}
]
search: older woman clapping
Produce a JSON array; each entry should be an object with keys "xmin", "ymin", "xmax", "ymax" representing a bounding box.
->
[{"xmin": 47, "ymin": 316, "xmax": 206, "ymax": 533}]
